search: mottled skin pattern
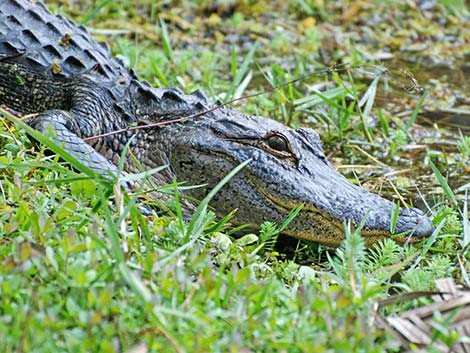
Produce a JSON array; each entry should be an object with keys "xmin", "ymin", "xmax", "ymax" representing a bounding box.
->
[{"xmin": 0, "ymin": 0, "xmax": 434, "ymax": 246}]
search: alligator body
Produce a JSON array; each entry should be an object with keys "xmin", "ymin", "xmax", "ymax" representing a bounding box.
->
[{"xmin": 0, "ymin": 0, "xmax": 434, "ymax": 246}]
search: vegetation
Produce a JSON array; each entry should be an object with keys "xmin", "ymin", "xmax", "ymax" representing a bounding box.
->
[{"xmin": 1, "ymin": 1, "xmax": 469, "ymax": 352}]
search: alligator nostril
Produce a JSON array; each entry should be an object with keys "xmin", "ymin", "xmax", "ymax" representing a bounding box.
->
[
  {"xmin": 408, "ymin": 208, "xmax": 434, "ymax": 238},
  {"xmin": 415, "ymin": 216, "xmax": 434, "ymax": 238}
]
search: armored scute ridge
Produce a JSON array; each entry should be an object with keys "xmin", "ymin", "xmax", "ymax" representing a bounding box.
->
[{"xmin": 0, "ymin": 0, "xmax": 434, "ymax": 246}]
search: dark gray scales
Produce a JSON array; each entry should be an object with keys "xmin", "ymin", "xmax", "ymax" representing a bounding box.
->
[
  {"xmin": 0, "ymin": 0, "xmax": 120, "ymax": 80},
  {"xmin": 0, "ymin": 0, "xmax": 209, "ymax": 181}
]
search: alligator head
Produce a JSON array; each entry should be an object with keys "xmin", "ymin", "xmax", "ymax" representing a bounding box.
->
[{"xmin": 147, "ymin": 99, "xmax": 434, "ymax": 247}]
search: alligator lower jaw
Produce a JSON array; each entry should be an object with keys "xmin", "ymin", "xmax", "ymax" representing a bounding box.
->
[
  {"xmin": 275, "ymin": 203, "xmax": 422, "ymax": 247},
  {"xmin": 253, "ymin": 184, "xmax": 422, "ymax": 247}
]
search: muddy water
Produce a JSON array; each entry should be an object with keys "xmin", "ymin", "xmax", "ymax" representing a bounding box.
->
[
  {"xmin": 342, "ymin": 57, "xmax": 469, "ymax": 209},
  {"xmin": 412, "ymin": 59, "xmax": 470, "ymax": 131},
  {"xmin": 390, "ymin": 58, "xmax": 469, "ymax": 206}
]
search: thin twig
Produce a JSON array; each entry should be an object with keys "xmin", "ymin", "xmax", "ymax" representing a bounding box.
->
[{"xmin": 84, "ymin": 63, "xmax": 359, "ymax": 141}]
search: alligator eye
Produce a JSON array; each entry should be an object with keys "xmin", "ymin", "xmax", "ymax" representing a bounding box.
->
[
  {"xmin": 262, "ymin": 132, "xmax": 293, "ymax": 156},
  {"xmin": 266, "ymin": 134, "xmax": 289, "ymax": 152},
  {"xmin": 260, "ymin": 132, "xmax": 297, "ymax": 162}
]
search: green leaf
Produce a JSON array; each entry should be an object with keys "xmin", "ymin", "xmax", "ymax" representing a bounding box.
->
[{"xmin": 71, "ymin": 178, "xmax": 97, "ymax": 198}]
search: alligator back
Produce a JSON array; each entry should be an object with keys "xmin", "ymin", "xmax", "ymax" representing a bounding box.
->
[{"xmin": 0, "ymin": 0, "xmax": 128, "ymax": 81}]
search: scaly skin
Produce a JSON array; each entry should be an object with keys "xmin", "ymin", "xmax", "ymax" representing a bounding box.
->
[{"xmin": 0, "ymin": 0, "xmax": 434, "ymax": 246}]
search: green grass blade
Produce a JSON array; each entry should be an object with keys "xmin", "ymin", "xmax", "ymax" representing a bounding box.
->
[
  {"xmin": 410, "ymin": 219, "xmax": 444, "ymax": 269},
  {"xmin": 120, "ymin": 165, "xmax": 168, "ymax": 183},
  {"xmin": 404, "ymin": 89, "xmax": 429, "ymax": 132},
  {"xmin": 294, "ymin": 86, "xmax": 345, "ymax": 110},
  {"xmin": 234, "ymin": 69, "xmax": 253, "ymax": 101},
  {"xmin": 119, "ymin": 263, "xmax": 152, "ymax": 303},
  {"xmin": 231, "ymin": 45, "xmax": 237, "ymax": 79},
  {"xmin": 225, "ymin": 43, "xmax": 258, "ymax": 101},
  {"xmin": 185, "ymin": 158, "xmax": 252, "ymax": 239},
  {"xmin": 463, "ymin": 192, "xmax": 469, "ymax": 248},
  {"xmin": 390, "ymin": 203, "xmax": 400, "ymax": 234},
  {"xmin": 150, "ymin": 61, "xmax": 170, "ymax": 87},
  {"xmin": 277, "ymin": 203, "xmax": 304, "ymax": 233},
  {"xmin": 429, "ymin": 159, "xmax": 458, "ymax": 208},
  {"xmin": 2, "ymin": 110, "xmax": 100, "ymax": 179},
  {"xmin": 159, "ymin": 17, "xmax": 173, "ymax": 62},
  {"xmin": 80, "ymin": 0, "xmax": 112, "ymax": 25},
  {"xmin": 173, "ymin": 178, "xmax": 186, "ymax": 236},
  {"xmin": 359, "ymin": 73, "xmax": 380, "ymax": 125},
  {"xmin": 102, "ymin": 201, "xmax": 125, "ymax": 263},
  {"xmin": 296, "ymin": 0, "xmax": 314, "ymax": 15}
]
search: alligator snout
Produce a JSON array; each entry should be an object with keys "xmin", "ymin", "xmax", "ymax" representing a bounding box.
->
[
  {"xmin": 311, "ymin": 172, "xmax": 435, "ymax": 246},
  {"xmin": 395, "ymin": 207, "xmax": 434, "ymax": 239}
]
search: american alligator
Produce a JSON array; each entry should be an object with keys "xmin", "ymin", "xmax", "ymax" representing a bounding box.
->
[{"xmin": 0, "ymin": 0, "xmax": 434, "ymax": 246}]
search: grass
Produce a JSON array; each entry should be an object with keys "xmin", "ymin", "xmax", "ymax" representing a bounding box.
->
[{"xmin": 1, "ymin": 1, "xmax": 470, "ymax": 352}]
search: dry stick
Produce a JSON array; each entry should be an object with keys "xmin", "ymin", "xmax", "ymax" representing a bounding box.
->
[{"xmin": 83, "ymin": 63, "xmax": 365, "ymax": 142}]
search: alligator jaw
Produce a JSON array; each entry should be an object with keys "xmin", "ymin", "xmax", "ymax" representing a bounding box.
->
[
  {"xmin": 164, "ymin": 109, "xmax": 434, "ymax": 247},
  {"xmin": 259, "ymin": 189, "xmax": 434, "ymax": 247}
]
